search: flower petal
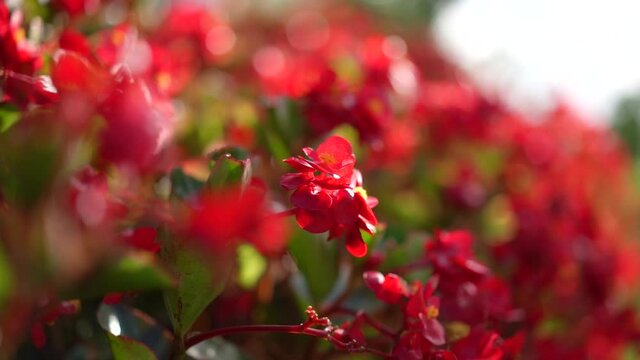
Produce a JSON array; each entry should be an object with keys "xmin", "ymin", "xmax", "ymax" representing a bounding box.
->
[{"xmin": 346, "ymin": 229, "xmax": 368, "ymax": 257}]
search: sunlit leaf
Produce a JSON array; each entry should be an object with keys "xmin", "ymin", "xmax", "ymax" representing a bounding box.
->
[
  {"xmin": 98, "ymin": 303, "xmax": 172, "ymax": 360},
  {"xmin": 207, "ymin": 152, "xmax": 251, "ymax": 190},
  {"xmin": 106, "ymin": 333, "xmax": 158, "ymax": 360},
  {"xmin": 0, "ymin": 105, "xmax": 20, "ymax": 133},
  {"xmin": 236, "ymin": 244, "xmax": 267, "ymax": 289},
  {"xmin": 186, "ymin": 338, "xmax": 250, "ymax": 360}
]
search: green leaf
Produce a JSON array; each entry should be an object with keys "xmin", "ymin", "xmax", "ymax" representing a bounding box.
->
[
  {"xmin": 0, "ymin": 245, "xmax": 12, "ymax": 312},
  {"xmin": 0, "ymin": 138, "xmax": 59, "ymax": 209},
  {"xmin": 170, "ymin": 168, "xmax": 205, "ymax": 200},
  {"xmin": 209, "ymin": 146, "xmax": 250, "ymax": 161},
  {"xmin": 186, "ymin": 338, "xmax": 250, "ymax": 360},
  {"xmin": 0, "ymin": 105, "xmax": 20, "ymax": 133},
  {"xmin": 236, "ymin": 244, "xmax": 267, "ymax": 289},
  {"xmin": 163, "ymin": 245, "xmax": 232, "ymax": 339},
  {"xmin": 287, "ymin": 229, "xmax": 338, "ymax": 303},
  {"xmin": 97, "ymin": 303, "xmax": 172, "ymax": 360},
  {"xmin": 207, "ymin": 153, "xmax": 251, "ymax": 190},
  {"xmin": 106, "ymin": 333, "xmax": 158, "ymax": 360},
  {"xmin": 61, "ymin": 254, "xmax": 175, "ymax": 299}
]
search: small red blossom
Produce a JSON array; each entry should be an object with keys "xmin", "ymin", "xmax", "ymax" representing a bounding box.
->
[
  {"xmin": 102, "ymin": 293, "xmax": 124, "ymax": 305},
  {"xmin": 363, "ymin": 271, "xmax": 409, "ymax": 304},
  {"xmin": 404, "ymin": 277, "xmax": 446, "ymax": 347},
  {"xmin": 425, "ymin": 230, "xmax": 489, "ymax": 291},
  {"xmin": 120, "ymin": 227, "xmax": 160, "ymax": 253},
  {"xmin": 0, "ymin": 3, "xmax": 43, "ymax": 107},
  {"xmin": 451, "ymin": 327, "xmax": 504, "ymax": 360},
  {"xmin": 30, "ymin": 300, "xmax": 81, "ymax": 349},
  {"xmin": 282, "ymin": 136, "xmax": 378, "ymax": 257}
]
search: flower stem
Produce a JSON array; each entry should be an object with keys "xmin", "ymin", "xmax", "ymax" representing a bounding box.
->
[
  {"xmin": 184, "ymin": 323, "xmax": 391, "ymax": 358},
  {"xmin": 185, "ymin": 324, "xmax": 322, "ymax": 348}
]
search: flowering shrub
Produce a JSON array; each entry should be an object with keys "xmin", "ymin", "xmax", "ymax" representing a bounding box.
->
[{"xmin": 1, "ymin": 1, "xmax": 640, "ymax": 359}]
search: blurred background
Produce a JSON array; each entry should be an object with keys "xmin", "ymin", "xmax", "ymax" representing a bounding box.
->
[
  {"xmin": 4, "ymin": 0, "xmax": 640, "ymax": 358},
  {"xmin": 435, "ymin": 0, "xmax": 640, "ymax": 123}
]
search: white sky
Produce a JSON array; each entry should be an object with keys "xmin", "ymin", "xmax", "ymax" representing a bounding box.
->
[{"xmin": 434, "ymin": 0, "xmax": 640, "ymax": 123}]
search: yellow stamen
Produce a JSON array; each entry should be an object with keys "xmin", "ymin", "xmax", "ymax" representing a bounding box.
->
[
  {"xmin": 355, "ymin": 186, "xmax": 368, "ymax": 200},
  {"xmin": 112, "ymin": 30, "xmax": 125, "ymax": 46},
  {"xmin": 14, "ymin": 28, "xmax": 26, "ymax": 43},
  {"xmin": 425, "ymin": 305, "xmax": 439, "ymax": 319},
  {"xmin": 368, "ymin": 99, "xmax": 384, "ymax": 115},
  {"xmin": 156, "ymin": 72, "xmax": 172, "ymax": 92},
  {"xmin": 319, "ymin": 152, "xmax": 336, "ymax": 165}
]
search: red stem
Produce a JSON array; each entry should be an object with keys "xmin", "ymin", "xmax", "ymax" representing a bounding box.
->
[
  {"xmin": 331, "ymin": 308, "xmax": 397, "ymax": 339},
  {"xmin": 185, "ymin": 324, "xmax": 321, "ymax": 348},
  {"xmin": 184, "ymin": 323, "xmax": 391, "ymax": 358}
]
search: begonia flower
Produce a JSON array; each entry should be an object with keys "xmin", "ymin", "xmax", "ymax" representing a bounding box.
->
[{"xmin": 282, "ymin": 136, "xmax": 377, "ymax": 257}]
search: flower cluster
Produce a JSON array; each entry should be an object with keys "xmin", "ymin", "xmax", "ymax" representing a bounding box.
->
[
  {"xmin": 281, "ymin": 135, "xmax": 378, "ymax": 257},
  {"xmin": 364, "ymin": 230, "xmax": 521, "ymax": 359}
]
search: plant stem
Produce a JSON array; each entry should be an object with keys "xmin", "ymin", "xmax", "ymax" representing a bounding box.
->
[
  {"xmin": 186, "ymin": 324, "xmax": 323, "ymax": 348},
  {"xmin": 184, "ymin": 323, "xmax": 391, "ymax": 358},
  {"xmin": 330, "ymin": 307, "xmax": 398, "ymax": 339}
]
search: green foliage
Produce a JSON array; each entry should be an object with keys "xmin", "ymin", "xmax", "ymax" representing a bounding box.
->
[
  {"xmin": 288, "ymin": 229, "xmax": 339, "ymax": 303},
  {"xmin": 170, "ymin": 169, "xmax": 205, "ymax": 200},
  {"xmin": 106, "ymin": 333, "xmax": 158, "ymax": 360},
  {"xmin": 186, "ymin": 338, "xmax": 250, "ymax": 360},
  {"xmin": 162, "ymin": 246, "xmax": 231, "ymax": 339},
  {"xmin": 613, "ymin": 94, "xmax": 640, "ymax": 159},
  {"xmin": 0, "ymin": 246, "xmax": 12, "ymax": 313},
  {"xmin": 237, "ymin": 244, "xmax": 267, "ymax": 289},
  {"xmin": 0, "ymin": 136, "xmax": 59, "ymax": 209},
  {"xmin": 97, "ymin": 303, "xmax": 172, "ymax": 360},
  {"xmin": 0, "ymin": 105, "xmax": 20, "ymax": 133},
  {"xmin": 207, "ymin": 152, "xmax": 252, "ymax": 190}
]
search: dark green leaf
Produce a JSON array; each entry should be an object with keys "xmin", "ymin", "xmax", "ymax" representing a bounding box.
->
[
  {"xmin": 0, "ymin": 245, "xmax": 12, "ymax": 313},
  {"xmin": 209, "ymin": 146, "xmax": 250, "ymax": 161},
  {"xmin": 287, "ymin": 229, "xmax": 338, "ymax": 303},
  {"xmin": 163, "ymin": 246, "xmax": 232, "ymax": 339},
  {"xmin": 97, "ymin": 303, "xmax": 172, "ymax": 360},
  {"xmin": 0, "ymin": 139, "xmax": 59, "ymax": 209},
  {"xmin": 207, "ymin": 153, "xmax": 251, "ymax": 190},
  {"xmin": 170, "ymin": 168, "xmax": 205, "ymax": 200}
]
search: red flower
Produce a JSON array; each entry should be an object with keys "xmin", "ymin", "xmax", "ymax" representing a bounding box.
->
[
  {"xmin": 404, "ymin": 277, "xmax": 446, "ymax": 347},
  {"xmin": 363, "ymin": 271, "xmax": 410, "ymax": 304},
  {"xmin": 187, "ymin": 185, "xmax": 288, "ymax": 256},
  {"xmin": 451, "ymin": 327, "xmax": 504, "ymax": 360},
  {"xmin": 425, "ymin": 230, "xmax": 488, "ymax": 292},
  {"xmin": 0, "ymin": 3, "xmax": 44, "ymax": 107},
  {"xmin": 30, "ymin": 300, "xmax": 81, "ymax": 349},
  {"xmin": 97, "ymin": 69, "xmax": 173, "ymax": 169},
  {"xmin": 282, "ymin": 136, "xmax": 378, "ymax": 257},
  {"xmin": 120, "ymin": 227, "xmax": 160, "ymax": 253}
]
